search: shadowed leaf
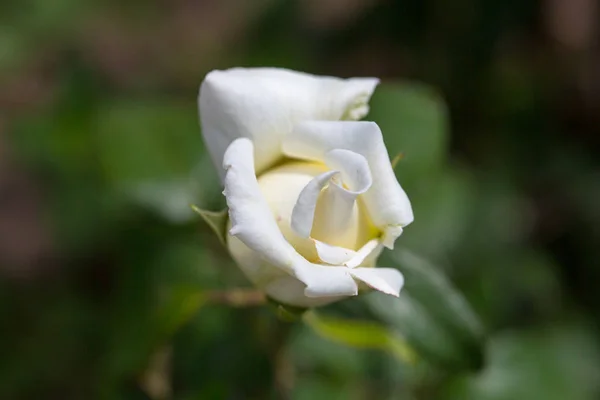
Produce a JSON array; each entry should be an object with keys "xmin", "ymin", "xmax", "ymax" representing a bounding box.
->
[{"xmin": 368, "ymin": 250, "xmax": 485, "ymax": 370}]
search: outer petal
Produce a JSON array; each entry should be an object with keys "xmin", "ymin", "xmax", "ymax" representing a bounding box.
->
[
  {"xmin": 264, "ymin": 276, "xmax": 347, "ymax": 308},
  {"xmin": 223, "ymin": 138, "xmax": 358, "ymax": 300},
  {"xmin": 349, "ymin": 267, "xmax": 404, "ymax": 297},
  {"xmin": 282, "ymin": 121, "xmax": 414, "ymax": 248},
  {"xmin": 200, "ymin": 67, "xmax": 379, "ymax": 179}
]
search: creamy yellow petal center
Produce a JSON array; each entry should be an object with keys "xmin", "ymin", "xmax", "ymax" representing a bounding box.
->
[{"xmin": 254, "ymin": 161, "xmax": 378, "ymax": 263}]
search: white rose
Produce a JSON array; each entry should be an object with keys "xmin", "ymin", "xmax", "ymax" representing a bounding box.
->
[{"xmin": 198, "ymin": 67, "xmax": 413, "ymax": 308}]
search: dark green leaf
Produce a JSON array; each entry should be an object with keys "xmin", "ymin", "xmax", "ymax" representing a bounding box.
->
[
  {"xmin": 442, "ymin": 325, "xmax": 600, "ymax": 400},
  {"xmin": 394, "ymin": 250, "xmax": 484, "ymax": 344},
  {"xmin": 95, "ymin": 99, "xmax": 220, "ymax": 222},
  {"xmin": 368, "ymin": 250, "xmax": 484, "ymax": 370}
]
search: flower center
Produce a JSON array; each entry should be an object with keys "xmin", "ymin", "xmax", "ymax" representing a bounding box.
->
[{"xmin": 256, "ymin": 160, "xmax": 378, "ymax": 264}]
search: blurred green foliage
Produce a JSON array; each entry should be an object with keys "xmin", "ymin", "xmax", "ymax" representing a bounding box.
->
[{"xmin": 1, "ymin": 0, "xmax": 599, "ymax": 399}]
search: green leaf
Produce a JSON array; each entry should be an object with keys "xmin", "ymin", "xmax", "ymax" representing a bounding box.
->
[
  {"xmin": 292, "ymin": 378, "xmax": 358, "ymax": 400},
  {"xmin": 156, "ymin": 286, "xmax": 209, "ymax": 339},
  {"xmin": 95, "ymin": 99, "xmax": 221, "ymax": 222},
  {"xmin": 368, "ymin": 250, "xmax": 484, "ymax": 370},
  {"xmin": 400, "ymin": 167, "xmax": 475, "ymax": 260},
  {"xmin": 367, "ymin": 292, "xmax": 474, "ymax": 369},
  {"xmin": 303, "ymin": 311, "xmax": 417, "ymax": 364},
  {"xmin": 95, "ymin": 99, "xmax": 201, "ymax": 183},
  {"xmin": 191, "ymin": 205, "xmax": 228, "ymax": 246},
  {"xmin": 395, "ymin": 250, "xmax": 484, "ymax": 344},
  {"xmin": 442, "ymin": 325, "xmax": 600, "ymax": 400},
  {"xmin": 369, "ymin": 82, "xmax": 449, "ymax": 189}
]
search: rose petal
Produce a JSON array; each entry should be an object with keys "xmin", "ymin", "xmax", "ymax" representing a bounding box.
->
[
  {"xmin": 313, "ymin": 239, "xmax": 358, "ymax": 265},
  {"xmin": 223, "ymin": 138, "xmax": 358, "ymax": 298},
  {"xmin": 290, "ymin": 151, "xmax": 373, "ymax": 242},
  {"xmin": 290, "ymin": 170, "xmax": 338, "ymax": 238},
  {"xmin": 324, "ymin": 148, "xmax": 372, "ymax": 194},
  {"xmin": 344, "ymin": 238, "xmax": 381, "ymax": 268},
  {"xmin": 282, "ymin": 121, "xmax": 413, "ymax": 248},
  {"xmin": 310, "ymin": 181, "xmax": 358, "ymax": 242},
  {"xmin": 264, "ymin": 276, "xmax": 347, "ymax": 308},
  {"xmin": 349, "ymin": 267, "xmax": 404, "ymax": 297},
  {"xmin": 200, "ymin": 68, "xmax": 379, "ymax": 179}
]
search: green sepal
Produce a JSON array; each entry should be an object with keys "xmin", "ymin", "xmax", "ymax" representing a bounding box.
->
[
  {"xmin": 191, "ymin": 205, "xmax": 228, "ymax": 246},
  {"xmin": 266, "ymin": 296, "xmax": 308, "ymax": 322}
]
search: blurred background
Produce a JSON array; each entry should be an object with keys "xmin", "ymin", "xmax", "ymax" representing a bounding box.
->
[{"xmin": 1, "ymin": 0, "xmax": 600, "ymax": 399}]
